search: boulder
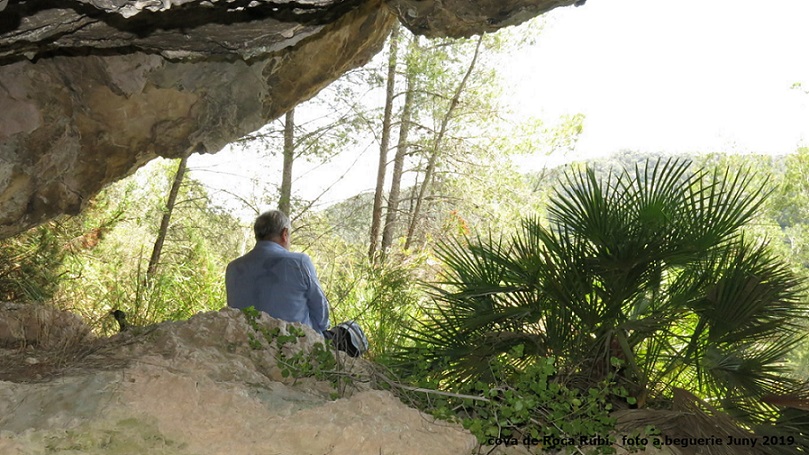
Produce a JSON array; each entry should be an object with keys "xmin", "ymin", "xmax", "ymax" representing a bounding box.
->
[
  {"xmin": 0, "ymin": 306, "xmax": 478, "ymax": 455},
  {"xmin": 0, "ymin": 0, "xmax": 582, "ymax": 239}
]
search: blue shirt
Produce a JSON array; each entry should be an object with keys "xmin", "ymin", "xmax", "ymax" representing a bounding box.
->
[{"xmin": 225, "ymin": 241, "xmax": 330, "ymax": 332}]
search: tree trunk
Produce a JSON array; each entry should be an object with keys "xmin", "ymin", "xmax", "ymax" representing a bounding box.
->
[
  {"xmin": 405, "ymin": 36, "xmax": 483, "ymax": 250},
  {"xmin": 279, "ymin": 108, "xmax": 295, "ymax": 215},
  {"xmin": 380, "ymin": 37, "xmax": 417, "ymax": 260},
  {"xmin": 368, "ymin": 26, "xmax": 400, "ymax": 262},
  {"xmin": 147, "ymin": 154, "xmax": 188, "ymax": 280}
]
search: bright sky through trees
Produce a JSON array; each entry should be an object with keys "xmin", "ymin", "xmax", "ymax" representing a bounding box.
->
[
  {"xmin": 190, "ymin": 0, "xmax": 809, "ymax": 215},
  {"xmin": 506, "ymin": 0, "xmax": 809, "ymax": 166}
]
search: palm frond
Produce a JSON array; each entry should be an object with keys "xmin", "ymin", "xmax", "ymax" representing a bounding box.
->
[{"xmin": 396, "ymin": 158, "xmax": 808, "ymax": 440}]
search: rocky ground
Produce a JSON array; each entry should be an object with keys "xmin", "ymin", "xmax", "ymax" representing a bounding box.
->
[
  {"xmin": 0, "ymin": 303, "xmax": 723, "ymax": 455},
  {"xmin": 0, "ymin": 303, "xmax": 476, "ymax": 455}
]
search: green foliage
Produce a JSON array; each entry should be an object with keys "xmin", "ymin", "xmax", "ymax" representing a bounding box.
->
[
  {"xmin": 295, "ymin": 208, "xmax": 430, "ymax": 359},
  {"xmin": 377, "ymin": 29, "xmax": 549, "ymax": 250},
  {"xmin": 321, "ymin": 247, "xmax": 427, "ymax": 359},
  {"xmin": 458, "ymin": 356, "xmax": 620, "ymax": 452},
  {"xmin": 0, "ymin": 157, "xmax": 240, "ymax": 338},
  {"xmin": 697, "ymin": 151, "xmax": 809, "ymax": 381},
  {"xmin": 241, "ymin": 307, "xmax": 341, "ymax": 388},
  {"xmin": 281, "ymin": 342, "xmax": 339, "ymax": 382},
  {"xmin": 385, "ymin": 349, "xmax": 623, "ymax": 453},
  {"xmin": 0, "ymin": 225, "xmax": 66, "ymax": 303},
  {"xmin": 52, "ymin": 159, "xmax": 244, "ymax": 333},
  {"xmin": 398, "ymin": 158, "xmax": 808, "ymax": 435}
]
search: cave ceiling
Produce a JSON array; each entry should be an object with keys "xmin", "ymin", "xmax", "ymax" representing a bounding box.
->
[{"xmin": 0, "ymin": 0, "xmax": 579, "ymax": 238}]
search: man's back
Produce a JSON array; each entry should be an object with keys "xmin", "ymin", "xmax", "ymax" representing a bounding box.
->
[{"xmin": 225, "ymin": 241, "xmax": 330, "ymax": 332}]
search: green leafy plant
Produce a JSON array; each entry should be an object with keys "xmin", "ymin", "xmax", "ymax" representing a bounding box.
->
[
  {"xmin": 398, "ymin": 158, "xmax": 809, "ymax": 442},
  {"xmin": 48, "ymin": 160, "xmax": 244, "ymax": 334},
  {"xmin": 459, "ymin": 355, "xmax": 620, "ymax": 453},
  {"xmin": 385, "ymin": 349, "xmax": 623, "ymax": 454},
  {"xmin": 241, "ymin": 307, "xmax": 340, "ymax": 388}
]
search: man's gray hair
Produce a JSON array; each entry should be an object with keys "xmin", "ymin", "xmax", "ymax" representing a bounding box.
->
[{"xmin": 254, "ymin": 210, "xmax": 291, "ymax": 241}]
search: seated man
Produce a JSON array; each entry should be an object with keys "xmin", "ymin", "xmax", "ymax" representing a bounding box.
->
[{"xmin": 225, "ymin": 210, "xmax": 330, "ymax": 334}]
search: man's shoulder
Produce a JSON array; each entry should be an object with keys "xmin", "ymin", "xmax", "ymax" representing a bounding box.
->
[
  {"xmin": 227, "ymin": 242, "xmax": 312, "ymax": 267},
  {"xmin": 286, "ymin": 249, "xmax": 310, "ymax": 258},
  {"xmin": 226, "ymin": 245, "xmax": 270, "ymax": 270},
  {"xmin": 225, "ymin": 253, "xmax": 251, "ymax": 275},
  {"xmin": 282, "ymin": 250, "xmax": 313, "ymax": 265}
]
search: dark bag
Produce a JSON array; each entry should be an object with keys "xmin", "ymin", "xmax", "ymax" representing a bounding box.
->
[{"xmin": 324, "ymin": 321, "xmax": 368, "ymax": 357}]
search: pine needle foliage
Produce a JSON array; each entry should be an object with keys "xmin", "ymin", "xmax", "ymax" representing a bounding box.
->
[{"xmin": 0, "ymin": 226, "xmax": 65, "ymax": 303}]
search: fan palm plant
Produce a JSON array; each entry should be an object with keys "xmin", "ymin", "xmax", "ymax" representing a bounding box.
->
[{"xmin": 404, "ymin": 158, "xmax": 808, "ymax": 424}]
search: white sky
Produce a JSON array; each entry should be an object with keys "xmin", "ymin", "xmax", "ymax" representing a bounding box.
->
[
  {"xmin": 507, "ymin": 0, "xmax": 809, "ymax": 162},
  {"xmin": 190, "ymin": 0, "xmax": 809, "ymax": 216}
]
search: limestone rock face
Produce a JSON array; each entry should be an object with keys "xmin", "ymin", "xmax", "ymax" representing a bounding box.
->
[
  {"xmin": 389, "ymin": 0, "xmax": 580, "ymax": 37},
  {"xmin": 0, "ymin": 0, "xmax": 579, "ymax": 239},
  {"xmin": 0, "ymin": 0, "xmax": 395, "ymax": 238},
  {"xmin": 0, "ymin": 306, "xmax": 478, "ymax": 455}
]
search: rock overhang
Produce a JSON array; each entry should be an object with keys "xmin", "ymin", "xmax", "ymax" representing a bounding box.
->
[{"xmin": 0, "ymin": 0, "xmax": 579, "ymax": 238}]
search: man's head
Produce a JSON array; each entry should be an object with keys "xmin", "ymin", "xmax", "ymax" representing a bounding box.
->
[{"xmin": 254, "ymin": 210, "xmax": 291, "ymax": 249}]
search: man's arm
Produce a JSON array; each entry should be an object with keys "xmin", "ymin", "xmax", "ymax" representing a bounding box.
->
[
  {"xmin": 224, "ymin": 262, "xmax": 239, "ymax": 309},
  {"xmin": 302, "ymin": 255, "xmax": 330, "ymax": 332}
]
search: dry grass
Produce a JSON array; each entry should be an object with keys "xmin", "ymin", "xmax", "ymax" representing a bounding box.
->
[
  {"xmin": 0, "ymin": 334, "xmax": 143, "ymax": 383},
  {"xmin": 613, "ymin": 388, "xmax": 760, "ymax": 455},
  {"xmin": 0, "ymin": 302, "xmax": 158, "ymax": 383}
]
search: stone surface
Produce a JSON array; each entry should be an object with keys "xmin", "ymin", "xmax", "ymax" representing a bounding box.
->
[
  {"xmin": 0, "ymin": 0, "xmax": 395, "ymax": 238},
  {"xmin": 0, "ymin": 0, "xmax": 581, "ymax": 239},
  {"xmin": 0, "ymin": 307, "xmax": 478, "ymax": 455},
  {"xmin": 0, "ymin": 301, "xmax": 92, "ymax": 349},
  {"xmin": 388, "ymin": 0, "xmax": 580, "ymax": 37}
]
